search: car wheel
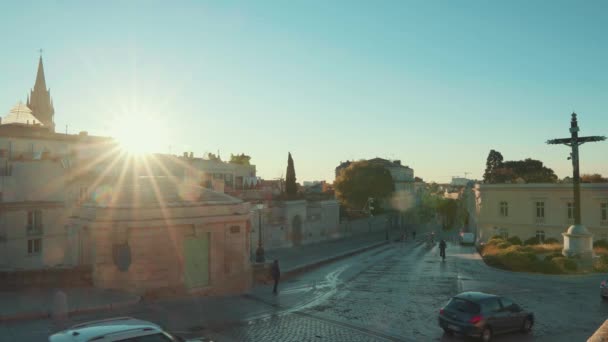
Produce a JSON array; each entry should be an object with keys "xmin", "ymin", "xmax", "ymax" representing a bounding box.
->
[
  {"xmin": 480, "ymin": 327, "xmax": 492, "ymax": 342},
  {"xmin": 521, "ymin": 317, "xmax": 533, "ymax": 333},
  {"xmin": 443, "ymin": 328, "xmax": 454, "ymax": 336}
]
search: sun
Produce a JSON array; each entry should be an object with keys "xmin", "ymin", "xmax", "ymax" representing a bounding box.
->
[{"xmin": 110, "ymin": 113, "xmax": 168, "ymax": 155}]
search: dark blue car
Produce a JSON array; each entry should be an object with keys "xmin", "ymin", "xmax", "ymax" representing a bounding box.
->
[{"xmin": 438, "ymin": 292, "xmax": 534, "ymax": 342}]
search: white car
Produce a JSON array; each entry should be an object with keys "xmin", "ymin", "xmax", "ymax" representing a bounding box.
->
[
  {"xmin": 48, "ymin": 317, "xmax": 207, "ymax": 342},
  {"xmin": 460, "ymin": 232, "xmax": 475, "ymax": 245}
]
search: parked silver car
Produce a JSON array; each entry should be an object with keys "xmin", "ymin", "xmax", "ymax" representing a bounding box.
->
[{"xmin": 49, "ymin": 317, "xmax": 207, "ymax": 342}]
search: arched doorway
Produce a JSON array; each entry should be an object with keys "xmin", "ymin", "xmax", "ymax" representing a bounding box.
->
[{"xmin": 292, "ymin": 215, "xmax": 303, "ymax": 246}]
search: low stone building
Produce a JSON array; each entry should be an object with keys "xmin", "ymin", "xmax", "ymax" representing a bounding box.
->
[
  {"xmin": 251, "ymin": 200, "xmax": 341, "ymax": 251},
  {"xmin": 473, "ymin": 183, "xmax": 608, "ymax": 243},
  {"xmin": 69, "ymin": 177, "xmax": 252, "ymax": 295}
]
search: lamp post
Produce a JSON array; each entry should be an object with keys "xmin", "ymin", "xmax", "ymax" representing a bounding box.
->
[{"xmin": 255, "ymin": 203, "xmax": 265, "ymax": 263}]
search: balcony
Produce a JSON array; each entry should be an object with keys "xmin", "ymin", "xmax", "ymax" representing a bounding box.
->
[{"xmin": 534, "ymin": 217, "xmax": 545, "ymax": 225}]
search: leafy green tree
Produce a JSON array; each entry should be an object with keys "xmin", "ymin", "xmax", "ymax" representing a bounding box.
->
[
  {"xmin": 483, "ymin": 150, "xmax": 504, "ymax": 183},
  {"xmin": 495, "ymin": 159, "xmax": 557, "ymax": 183},
  {"xmin": 285, "ymin": 152, "xmax": 297, "ymax": 197},
  {"xmin": 229, "ymin": 153, "xmax": 251, "ymax": 165},
  {"xmin": 334, "ymin": 161, "xmax": 394, "ymax": 212},
  {"xmin": 581, "ymin": 173, "xmax": 608, "ymax": 183},
  {"xmin": 436, "ymin": 198, "xmax": 459, "ymax": 230}
]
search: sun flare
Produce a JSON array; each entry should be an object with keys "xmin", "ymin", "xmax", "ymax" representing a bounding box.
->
[{"xmin": 110, "ymin": 113, "xmax": 168, "ymax": 155}]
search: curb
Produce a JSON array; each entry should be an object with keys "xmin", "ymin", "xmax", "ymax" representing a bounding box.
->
[
  {"xmin": 589, "ymin": 319, "xmax": 608, "ymax": 342},
  {"xmin": 0, "ymin": 296, "xmax": 141, "ymax": 323},
  {"xmin": 282, "ymin": 240, "xmax": 390, "ymax": 280}
]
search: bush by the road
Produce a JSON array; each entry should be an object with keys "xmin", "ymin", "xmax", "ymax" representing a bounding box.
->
[
  {"xmin": 594, "ymin": 239, "xmax": 608, "ymax": 249},
  {"xmin": 544, "ymin": 237, "xmax": 560, "ymax": 244},
  {"xmin": 594, "ymin": 255, "xmax": 608, "ymax": 272},
  {"xmin": 481, "ymin": 243, "xmax": 578, "ymax": 274},
  {"xmin": 552, "ymin": 257, "xmax": 578, "ymax": 272},
  {"xmin": 507, "ymin": 236, "xmax": 523, "ymax": 245},
  {"xmin": 524, "ymin": 236, "xmax": 541, "ymax": 245}
]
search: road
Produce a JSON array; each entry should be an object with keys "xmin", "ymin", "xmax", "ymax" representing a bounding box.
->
[{"xmin": 3, "ymin": 240, "xmax": 607, "ymax": 341}]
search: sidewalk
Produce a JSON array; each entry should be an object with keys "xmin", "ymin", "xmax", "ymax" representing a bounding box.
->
[
  {"xmin": 0, "ymin": 288, "xmax": 140, "ymax": 322},
  {"xmin": 0, "ymin": 231, "xmax": 392, "ymax": 324},
  {"xmin": 265, "ymin": 231, "xmax": 390, "ymax": 276}
]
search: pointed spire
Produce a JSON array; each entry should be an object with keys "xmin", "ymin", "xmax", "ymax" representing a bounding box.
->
[{"xmin": 33, "ymin": 55, "xmax": 47, "ymax": 92}]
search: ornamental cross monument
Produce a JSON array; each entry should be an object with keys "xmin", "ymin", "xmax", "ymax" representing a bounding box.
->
[{"xmin": 546, "ymin": 113, "xmax": 606, "ymax": 260}]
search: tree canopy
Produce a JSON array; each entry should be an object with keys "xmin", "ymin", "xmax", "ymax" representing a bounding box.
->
[
  {"xmin": 206, "ymin": 153, "xmax": 221, "ymax": 161},
  {"xmin": 334, "ymin": 161, "xmax": 394, "ymax": 212},
  {"xmin": 229, "ymin": 153, "xmax": 251, "ymax": 165},
  {"xmin": 285, "ymin": 152, "xmax": 297, "ymax": 197},
  {"xmin": 581, "ymin": 173, "xmax": 608, "ymax": 183},
  {"xmin": 483, "ymin": 150, "xmax": 557, "ymax": 184},
  {"xmin": 483, "ymin": 149, "xmax": 504, "ymax": 183}
]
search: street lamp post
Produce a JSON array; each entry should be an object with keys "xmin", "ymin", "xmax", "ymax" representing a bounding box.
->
[{"xmin": 255, "ymin": 204, "xmax": 265, "ymax": 263}]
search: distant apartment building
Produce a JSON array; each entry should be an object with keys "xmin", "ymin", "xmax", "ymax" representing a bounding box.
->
[{"xmin": 473, "ymin": 183, "xmax": 608, "ymax": 243}]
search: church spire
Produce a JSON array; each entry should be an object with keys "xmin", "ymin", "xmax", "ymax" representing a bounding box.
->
[{"xmin": 28, "ymin": 52, "xmax": 55, "ymax": 132}]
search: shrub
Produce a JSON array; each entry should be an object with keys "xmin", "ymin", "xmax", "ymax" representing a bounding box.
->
[
  {"xmin": 544, "ymin": 252, "xmax": 563, "ymax": 262},
  {"xmin": 496, "ymin": 241, "xmax": 512, "ymax": 249},
  {"xmin": 531, "ymin": 260, "xmax": 563, "ymax": 274},
  {"xmin": 486, "ymin": 237, "xmax": 506, "ymax": 246},
  {"xmin": 552, "ymin": 257, "xmax": 578, "ymax": 272},
  {"xmin": 544, "ymin": 238, "xmax": 560, "ymax": 244},
  {"xmin": 594, "ymin": 255, "xmax": 608, "ymax": 272},
  {"xmin": 524, "ymin": 237, "xmax": 540, "ymax": 245},
  {"xmin": 490, "ymin": 235, "xmax": 505, "ymax": 240},
  {"xmin": 594, "ymin": 247, "xmax": 608, "ymax": 256},
  {"xmin": 594, "ymin": 240, "xmax": 608, "ymax": 249},
  {"xmin": 507, "ymin": 236, "xmax": 522, "ymax": 246}
]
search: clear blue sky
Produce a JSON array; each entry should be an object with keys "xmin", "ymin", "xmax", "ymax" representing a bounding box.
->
[{"xmin": 1, "ymin": 1, "xmax": 607, "ymax": 183}]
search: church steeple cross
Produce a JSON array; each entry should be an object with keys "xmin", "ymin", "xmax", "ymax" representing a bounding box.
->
[{"xmin": 547, "ymin": 113, "xmax": 605, "ymax": 225}]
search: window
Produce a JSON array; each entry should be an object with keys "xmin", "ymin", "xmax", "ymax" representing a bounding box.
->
[
  {"xmin": 567, "ymin": 202, "xmax": 574, "ymax": 223},
  {"xmin": 602, "ymin": 203, "xmax": 608, "ymax": 226},
  {"xmin": 535, "ymin": 201, "xmax": 545, "ymax": 224},
  {"xmin": 482, "ymin": 298, "xmax": 502, "ymax": 313},
  {"xmin": 79, "ymin": 186, "xmax": 88, "ymax": 201},
  {"xmin": 230, "ymin": 225, "xmax": 240, "ymax": 234},
  {"xmin": 27, "ymin": 210, "xmax": 43, "ymax": 234},
  {"xmin": 27, "ymin": 238, "xmax": 41, "ymax": 254},
  {"xmin": 499, "ymin": 201, "xmax": 508, "ymax": 217},
  {"xmin": 535, "ymin": 230, "xmax": 545, "ymax": 243},
  {"xmin": 500, "ymin": 297, "xmax": 514, "ymax": 309},
  {"xmin": 445, "ymin": 298, "xmax": 480, "ymax": 314}
]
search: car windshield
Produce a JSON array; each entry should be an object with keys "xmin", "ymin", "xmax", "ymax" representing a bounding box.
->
[{"xmin": 445, "ymin": 298, "xmax": 480, "ymax": 314}]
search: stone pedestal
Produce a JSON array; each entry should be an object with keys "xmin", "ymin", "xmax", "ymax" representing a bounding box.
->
[{"xmin": 562, "ymin": 224, "xmax": 593, "ymax": 268}]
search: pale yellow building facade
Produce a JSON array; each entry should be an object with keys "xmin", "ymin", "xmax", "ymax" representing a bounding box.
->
[{"xmin": 474, "ymin": 183, "xmax": 608, "ymax": 243}]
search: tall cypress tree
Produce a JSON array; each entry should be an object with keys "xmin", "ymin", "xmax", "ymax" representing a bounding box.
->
[
  {"xmin": 483, "ymin": 149, "xmax": 503, "ymax": 183},
  {"xmin": 286, "ymin": 152, "xmax": 297, "ymax": 197}
]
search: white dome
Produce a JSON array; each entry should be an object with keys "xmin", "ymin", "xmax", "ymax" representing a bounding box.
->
[{"xmin": 2, "ymin": 102, "xmax": 43, "ymax": 126}]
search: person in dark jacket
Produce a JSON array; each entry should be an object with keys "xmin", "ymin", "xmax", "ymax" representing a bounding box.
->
[
  {"xmin": 271, "ymin": 259, "xmax": 281, "ymax": 294},
  {"xmin": 439, "ymin": 239, "xmax": 447, "ymax": 261}
]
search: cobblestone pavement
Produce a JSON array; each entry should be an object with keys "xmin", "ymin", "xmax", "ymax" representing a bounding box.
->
[{"xmin": 4, "ymin": 239, "xmax": 608, "ymax": 341}]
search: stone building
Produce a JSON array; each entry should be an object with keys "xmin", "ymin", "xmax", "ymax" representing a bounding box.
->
[
  {"xmin": 69, "ymin": 176, "xmax": 252, "ymax": 295},
  {"xmin": 473, "ymin": 183, "xmax": 608, "ymax": 243}
]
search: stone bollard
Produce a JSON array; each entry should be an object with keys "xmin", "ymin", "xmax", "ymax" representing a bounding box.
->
[{"xmin": 51, "ymin": 289, "xmax": 69, "ymax": 331}]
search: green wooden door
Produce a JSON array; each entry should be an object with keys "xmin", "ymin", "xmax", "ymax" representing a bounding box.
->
[{"xmin": 183, "ymin": 234, "xmax": 210, "ymax": 288}]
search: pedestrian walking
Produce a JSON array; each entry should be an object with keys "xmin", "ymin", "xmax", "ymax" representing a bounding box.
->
[
  {"xmin": 271, "ymin": 259, "xmax": 281, "ymax": 294},
  {"xmin": 439, "ymin": 239, "xmax": 447, "ymax": 261}
]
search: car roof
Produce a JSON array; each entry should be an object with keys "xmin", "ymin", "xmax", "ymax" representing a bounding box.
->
[
  {"xmin": 454, "ymin": 291, "xmax": 499, "ymax": 302},
  {"xmin": 48, "ymin": 317, "xmax": 164, "ymax": 342}
]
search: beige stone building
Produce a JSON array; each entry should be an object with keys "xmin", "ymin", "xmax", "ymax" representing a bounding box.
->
[
  {"xmin": 474, "ymin": 183, "xmax": 608, "ymax": 243},
  {"xmin": 69, "ymin": 177, "xmax": 252, "ymax": 295}
]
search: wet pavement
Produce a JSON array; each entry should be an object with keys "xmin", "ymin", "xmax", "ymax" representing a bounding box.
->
[{"xmin": 3, "ymin": 239, "xmax": 608, "ymax": 341}]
